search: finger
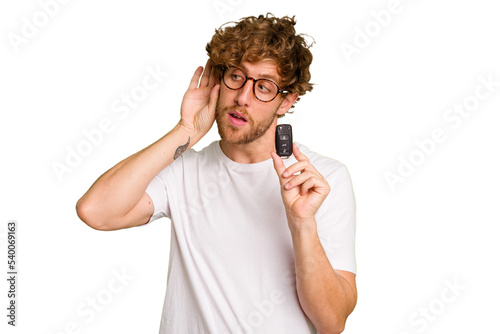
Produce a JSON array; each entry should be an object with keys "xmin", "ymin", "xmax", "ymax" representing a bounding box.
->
[
  {"xmin": 189, "ymin": 66, "xmax": 204, "ymax": 90},
  {"xmin": 199, "ymin": 60, "xmax": 212, "ymax": 88},
  {"xmin": 283, "ymin": 160, "xmax": 322, "ymax": 180},
  {"xmin": 282, "ymin": 161, "xmax": 306, "ymax": 178},
  {"xmin": 283, "ymin": 170, "xmax": 314, "ymax": 190},
  {"xmin": 271, "ymin": 151, "xmax": 287, "ymax": 184},
  {"xmin": 300, "ymin": 178, "xmax": 318, "ymax": 195},
  {"xmin": 292, "ymin": 143, "xmax": 309, "ymax": 162},
  {"xmin": 286, "ymin": 173, "xmax": 328, "ymax": 196},
  {"xmin": 301, "ymin": 176, "xmax": 330, "ymax": 196},
  {"xmin": 207, "ymin": 84, "xmax": 220, "ymax": 114},
  {"xmin": 208, "ymin": 61, "xmax": 217, "ymax": 88},
  {"xmin": 282, "ymin": 161, "xmax": 315, "ymax": 178}
]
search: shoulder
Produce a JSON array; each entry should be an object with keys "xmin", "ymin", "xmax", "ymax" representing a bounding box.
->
[
  {"xmin": 295, "ymin": 142, "xmax": 351, "ymax": 183},
  {"xmin": 156, "ymin": 141, "xmax": 220, "ymax": 180}
]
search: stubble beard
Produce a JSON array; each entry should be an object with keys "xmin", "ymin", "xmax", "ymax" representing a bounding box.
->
[{"xmin": 215, "ymin": 100, "xmax": 278, "ymax": 145}]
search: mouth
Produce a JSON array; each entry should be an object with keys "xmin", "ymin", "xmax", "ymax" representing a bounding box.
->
[{"xmin": 228, "ymin": 111, "xmax": 248, "ymax": 127}]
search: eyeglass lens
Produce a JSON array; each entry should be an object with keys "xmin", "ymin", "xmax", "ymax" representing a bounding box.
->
[{"xmin": 223, "ymin": 67, "xmax": 279, "ymax": 102}]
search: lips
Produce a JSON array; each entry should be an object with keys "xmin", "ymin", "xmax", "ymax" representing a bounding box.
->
[
  {"xmin": 229, "ymin": 111, "xmax": 248, "ymax": 122},
  {"xmin": 228, "ymin": 110, "xmax": 248, "ymax": 127}
]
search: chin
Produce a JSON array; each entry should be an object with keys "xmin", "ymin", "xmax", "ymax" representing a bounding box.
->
[
  {"xmin": 217, "ymin": 123, "xmax": 252, "ymax": 145},
  {"xmin": 215, "ymin": 107, "xmax": 277, "ymax": 145}
]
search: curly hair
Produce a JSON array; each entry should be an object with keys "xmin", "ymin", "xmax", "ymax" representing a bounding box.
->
[{"xmin": 206, "ymin": 13, "xmax": 314, "ymax": 111}]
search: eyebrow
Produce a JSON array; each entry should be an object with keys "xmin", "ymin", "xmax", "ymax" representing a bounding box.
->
[{"xmin": 239, "ymin": 64, "xmax": 280, "ymax": 83}]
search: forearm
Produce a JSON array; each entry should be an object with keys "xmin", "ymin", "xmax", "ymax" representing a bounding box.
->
[
  {"xmin": 77, "ymin": 61, "xmax": 219, "ymax": 230},
  {"xmin": 77, "ymin": 123, "xmax": 193, "ymax": 227},
  {"xmin": 291, "ymin": 219, "xmax": 356, "ymax": 334}
]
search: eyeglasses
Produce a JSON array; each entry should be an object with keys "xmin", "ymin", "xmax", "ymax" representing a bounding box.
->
[{"xmin": 222, "ymin": 66, "xmax": 290, "ymax": 102}]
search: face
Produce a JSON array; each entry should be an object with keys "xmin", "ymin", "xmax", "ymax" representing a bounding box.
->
[{"xmin": 215, "ymin": 61, "xmax": 296, "ymax": 145}]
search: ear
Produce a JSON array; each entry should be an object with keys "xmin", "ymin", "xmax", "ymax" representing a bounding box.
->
[{"xmin": 277, "ymin": 93, "xmax": 299, "ymax": 116}]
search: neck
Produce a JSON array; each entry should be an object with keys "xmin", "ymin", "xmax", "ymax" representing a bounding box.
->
[{"xmin": 219, "ymin": 119, "xmax": 278, "ymax": 164}]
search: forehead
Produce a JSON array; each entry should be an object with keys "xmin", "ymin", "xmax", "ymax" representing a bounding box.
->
[{"xmin": 237, "ymin": 60, "xmax": 280, "ymax": 82}]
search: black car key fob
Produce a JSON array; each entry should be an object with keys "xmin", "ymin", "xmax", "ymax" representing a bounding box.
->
[{"xmin": 275, "ymin": 124, "xmax": 293, "ymax": 158}]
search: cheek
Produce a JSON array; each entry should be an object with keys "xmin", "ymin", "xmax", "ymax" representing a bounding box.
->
[
  {"xmin": 219, "ymin": 87, "xmax": 234, "ymax": 102},
  {"xmin": 253, "ymin": 107, "xmax": 276, "ymax": 125}
]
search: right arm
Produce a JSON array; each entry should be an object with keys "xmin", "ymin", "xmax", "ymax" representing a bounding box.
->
[{"xmin": 76, "ymin": 60, "xmax": 220, "ymax": 231}]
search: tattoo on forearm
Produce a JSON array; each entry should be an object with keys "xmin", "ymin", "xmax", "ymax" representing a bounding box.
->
[{"xmin": 173, "ymin": 137, "xmax": 190, "ymax": 160}]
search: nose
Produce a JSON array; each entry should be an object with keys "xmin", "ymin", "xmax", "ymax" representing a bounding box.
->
[{"xmin": 235, "ymin": 79, "xmax": 254, "ymax": 106}]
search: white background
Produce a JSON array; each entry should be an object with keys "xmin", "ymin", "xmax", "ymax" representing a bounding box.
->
[{"xmin": 1, "ymin": 0, "xmax": 499, "ymax": 333}]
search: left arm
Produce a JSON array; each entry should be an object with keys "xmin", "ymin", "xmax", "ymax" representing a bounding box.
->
[
  {"xmin": 291, "ymin": 219, "xmax": 357, "ymax": 334},
  {"xmin": 271, "ymin": 144, "xmax": 357, "ymax": 334}
]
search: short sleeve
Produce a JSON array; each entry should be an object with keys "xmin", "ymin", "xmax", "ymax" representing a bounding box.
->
[
  {"xmin": 316, "ymin": 165, "xmax": 357, "ymax": 275},
  {"xmin": 145, "ymin": 167, "xmax": 171, "ymax": 223}
]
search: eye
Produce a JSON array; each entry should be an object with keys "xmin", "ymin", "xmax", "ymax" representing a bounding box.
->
[
  {"xmin": 231, "ymin": 74, "xmax": 243, "ymax": 81},
  {"xmin": 256, "ymin": 80, "xmax": 274, "ymax": 94},
  {"xmin": 258, "ymin": 84, "xmax": 270, "ymax": 93},
  {"xmin": 228, "ymin": 68, "xmax": 246, "ymax": 82}
]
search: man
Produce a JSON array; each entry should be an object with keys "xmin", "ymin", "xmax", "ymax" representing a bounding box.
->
[{"xmin": 77, "ymin": 14, "xmax": 357, "ymax": 334}]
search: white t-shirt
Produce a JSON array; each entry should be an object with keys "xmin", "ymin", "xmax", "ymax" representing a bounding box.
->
[{"xmin": 146, "ymin": 141, "xmax": 356, "ymax": 334}]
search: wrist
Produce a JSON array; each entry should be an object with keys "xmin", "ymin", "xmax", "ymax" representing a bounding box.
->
[
  {"xmin": 174, "ymin": 121, "xmax": 199, "ymax": 149},
  {"xmin": 287, "ymin": 215, "xmax": 318, "ymax": 240},
  {"xmin": 177, "ymin": 112, "xmax": 213, "ymax": 145}
]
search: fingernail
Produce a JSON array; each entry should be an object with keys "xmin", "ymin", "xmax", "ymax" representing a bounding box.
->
[{"xmin": 283, "ymin": 171, "xmax": 289, "ymax": 177}]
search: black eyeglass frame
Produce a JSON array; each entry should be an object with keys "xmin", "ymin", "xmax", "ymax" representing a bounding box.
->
[{"xmin": 221, "ymin": 66, "xmax": 290, "ymax": 103}]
